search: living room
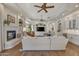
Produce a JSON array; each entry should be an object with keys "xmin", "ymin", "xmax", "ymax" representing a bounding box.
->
[{"xmin": 0, "ymin": 3, "xmax": 79, "ymax": 56}]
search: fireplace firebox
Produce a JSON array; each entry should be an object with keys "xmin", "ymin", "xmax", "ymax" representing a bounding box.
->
[{"xmin": 7, "ymin": 31, "xmax": 16, "ymax": 41}]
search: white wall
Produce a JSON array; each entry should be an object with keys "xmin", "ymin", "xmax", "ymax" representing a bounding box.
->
[{"xmin": 59, "ymin": 10, "xmax": 79, "ymax": 46}]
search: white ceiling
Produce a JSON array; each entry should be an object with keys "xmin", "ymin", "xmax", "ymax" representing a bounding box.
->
[{"xmin": 3, "ymin": 3, "xmax": 79, "ymax": 21}]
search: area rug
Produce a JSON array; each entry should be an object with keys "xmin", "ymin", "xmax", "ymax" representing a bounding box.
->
[{"xmin": 22, "ymin": 51, "xmax": 49, "ymax": 56}]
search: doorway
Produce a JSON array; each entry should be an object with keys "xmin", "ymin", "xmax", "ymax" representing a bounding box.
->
[
  {"xmin": 0, "ymin": 12, "xmax": 2, "ymax": 52},
  {"xmin": 0, "ymin": 4, "xmax": 4, "ymax": 52}
]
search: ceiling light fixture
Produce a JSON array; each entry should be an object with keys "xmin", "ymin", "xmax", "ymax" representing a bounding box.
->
[{"xmin": 40, "ymin": 15, "xmax": 44, "ymax": 21}]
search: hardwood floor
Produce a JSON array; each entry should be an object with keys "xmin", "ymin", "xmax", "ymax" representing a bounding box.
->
[
  {"xmin": 0, "ymin": 43, "xmax": 22, "ymax": 56},
  {"xmin": 0, "ymin": 42, "xmax": 79, "ymax": 56}
]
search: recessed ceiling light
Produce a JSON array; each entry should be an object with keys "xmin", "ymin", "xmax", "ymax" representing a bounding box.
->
[{"xmin": 75, "ymin": 5, "xmax": 79, "ymax": 8}]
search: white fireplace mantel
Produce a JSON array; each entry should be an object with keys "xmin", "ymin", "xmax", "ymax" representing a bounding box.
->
[{"xmin": 4, "ymin": 26, "xmax": 21, "ymax": 49}]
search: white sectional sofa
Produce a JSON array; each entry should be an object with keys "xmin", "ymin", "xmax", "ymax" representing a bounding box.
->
[{"xmin": 22, "ymin": 35, "xmax": 69, "ymax": 50}]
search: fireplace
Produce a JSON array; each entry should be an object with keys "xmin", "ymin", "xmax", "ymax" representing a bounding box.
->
[{"xmin": 7, "ymin": 31, "xmax": 16, "ymax": 41}]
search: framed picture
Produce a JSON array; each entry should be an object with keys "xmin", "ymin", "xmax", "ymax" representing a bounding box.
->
[
  {"xmin": 7, "ymin": 14, "xmax": 15, "ymax": 23},
  {"xmin": 11, "ymin": 16, "xmax": 15, "ymax": 23}
]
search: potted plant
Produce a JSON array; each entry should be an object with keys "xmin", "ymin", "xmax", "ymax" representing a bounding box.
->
[{"xmin": 4, "ymin": 20, "xmax": 10, "ymax": 25}]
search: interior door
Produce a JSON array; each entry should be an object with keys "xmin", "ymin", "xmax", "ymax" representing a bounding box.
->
[
  {"xmin": 0, "ymin": 4, "xmax": 2, "ymax": 52},
  {"xmin": 0, "ymin": 15, "xmax": 2, "ymax": 52}
]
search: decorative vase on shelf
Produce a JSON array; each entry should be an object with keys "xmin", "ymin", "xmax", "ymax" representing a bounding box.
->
[{"xmin": 19, "ymin": 19, "xmax": 23, "ymax": 26}]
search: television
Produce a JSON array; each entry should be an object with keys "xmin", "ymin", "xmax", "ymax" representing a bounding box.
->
[
  {"xmin": 37, "ymin": 27, "xmax": 45, "ymax": 31},
  {"xmin": 7, "ymin": 31, "xmax": 16, "ymax": 41}
]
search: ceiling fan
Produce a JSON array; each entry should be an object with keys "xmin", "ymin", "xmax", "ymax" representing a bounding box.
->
[{"xmin": 34, "ymin": 3, "xmax": 54, "ymax": 13}]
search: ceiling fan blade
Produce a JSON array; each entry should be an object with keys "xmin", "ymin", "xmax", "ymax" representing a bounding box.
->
[
  {"xmin": 46, "ymin": 6, "xmax": 54, "ymax": 8},
  {"xmin": 38, "ymin": 9, "xmax": 43, "ymax": 12},
  {"xmin": 34, "ymin": 5, "xmax": 41, "ymax": 8},
  {"xmin": 44, "ymin": 9, "xmax": 48, "ymax": 13}
]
